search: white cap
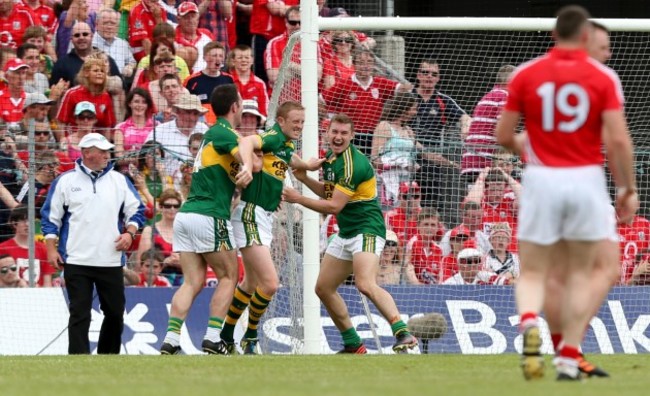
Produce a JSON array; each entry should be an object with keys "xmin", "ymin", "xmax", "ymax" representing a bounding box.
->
[
  {"xmin": 385, "ymin": 230, "xmax": 399, "ymax": 244},
  {"xmin": 74, "ymin": 101, "xmax": 97, "ymax": 116},
  {"xmin": 457, "ymin": 248, "xmax": 482, "ymax": 260},
  {"xmin": 242, "ymin": 99, "xmax": 266, "ymax": 124},
  {"xmin": 78, "ymin": 133, "xmax": 115, "ymax": 150}
]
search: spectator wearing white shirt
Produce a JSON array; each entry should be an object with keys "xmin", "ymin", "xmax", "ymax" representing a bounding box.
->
[
  {"xmin": 145, "ymin": 93, "xmax": 208, "ymax": 178},
  {"xmin": 93, "ymin": 8, "xmax": 136, "ymax": 77}
]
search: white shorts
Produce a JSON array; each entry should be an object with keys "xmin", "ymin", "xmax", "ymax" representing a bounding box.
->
[
  {"xmin": 325, "ymin": 233, "xmax": 386, "ymax": 261},
  {"xmin": 231, "ymin": 201, "xmax": 274, "ymax": 248},
  {"xmin": 518, "ymin": 165, "xmax": 614, "ymax": 245},
  {"xmin": 173, "ymin": 212, "xmax": 236, "ymax": 253}
]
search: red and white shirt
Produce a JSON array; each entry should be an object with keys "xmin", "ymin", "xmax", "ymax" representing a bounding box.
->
[
  {"xmin": 128, "ymin": 2, "xmax": 168, "ymax": 61},
  {"xmin": 406, "ymin": 234, "xmax": 443, "ymax": 284},
  {"xmin": 249, "ymin": 0, "xmax": 299, "ymax": 40},
  {"xmin": 0, "ymin": 90, "xmax": 27, "ymax": 123},
  {"xmin": 231, "ymin": 70, "xmax": 269, "ymax": 116},
  {"xmin": 618, "ymin": 216, "xmax": 650, "ymax": 284},
  {"xmin": 384, "ymin": 207, "xmax": 420, "ymax": 244},
  {"xmin": 505, "ymin": 47, "xmax": 624, "ymax": 167},
  {"xmin": 175, "ymin": 27, "xmax": 214, "ymax": 73},
  {"xmin": 20, "ymin": 1, "xmax": 57, "ymax": 35},
  {"xmin": 462, "ymin": 85, "xmax": 508, "ymax": 174},
  {"xmin": 0, "ymin": 5, "xmax": 34, "ymax": 48},
  {"xmin": 0, "ymin": 238, "xmax": 54, "ymax": 286},
  {"xmin": 57, "ymin": 86, "xmax": 116, "ymax": 128},
  {"xmin": 322, "ymin": 74, "xmax": 399, "ymax": 133},
  {"xmin": 136, "ymin": 272, "xmax": 172, "ymax": 287}
]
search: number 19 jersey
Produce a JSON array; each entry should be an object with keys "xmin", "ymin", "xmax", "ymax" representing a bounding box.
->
[{"xmin": 504, "ymin": 47, "xmax": 624, "ymax": 167}]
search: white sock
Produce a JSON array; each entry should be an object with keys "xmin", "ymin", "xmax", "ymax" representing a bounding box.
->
[
  {"xmin": 204, "ymin": 327, "xmax": 222, "ymax": 343},
  {"xmin": 164, "ymin": 331, "xmax": 181, "ymax": 346}
]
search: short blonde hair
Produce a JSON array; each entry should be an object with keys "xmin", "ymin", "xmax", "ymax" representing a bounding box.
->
[{"xmin": 76, "ymin": 57, "xmax": 109, "ymax": 92}]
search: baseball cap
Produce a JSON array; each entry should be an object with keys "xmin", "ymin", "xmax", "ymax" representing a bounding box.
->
[
  {"xmin": 399, "ymin": 181, "xmax": 420, "ymax": 195},
  {"xmin": 78, "ymin": 133, "xmax": 115, "ymax": 150},
  {"xmin": 385, "ymin": 230, "xmax": 399, "ymax": 244},
  {"xmin": 242, "ymin": 99, "xmax": 266, "ymax": 124},
  {"xmin": 174, "ymin": 93, "xmax": 208, "ymax": 114},
  {"xmin": 23, "ymin": 93, "xmax": 55, "ymax": 112},
  {"xmin": 450, "ymin": 225, "xmax": 470, "ymax": 239},
  {"xmin": 457, "ymin": 247, "xmax": 482, "ymax": 261},
  {"xmin": 178, "ymin": 2, "xmax": 199, "ymax": 16},
  {"xmin": 4, "ymin": 58, "xmax": 29, "ymax": 73},
  {"xmin": 329, "ymin": 7, "xmax": 349, "ymax": 17},
  {"xmin": 74, "ymin": 101, "xmax": 96, "ymax": 116}
]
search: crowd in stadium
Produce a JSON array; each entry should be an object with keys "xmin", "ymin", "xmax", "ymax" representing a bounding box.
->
[{"xmin": 0, "ymin": 0, "xmax": 649, "ymax": 290}]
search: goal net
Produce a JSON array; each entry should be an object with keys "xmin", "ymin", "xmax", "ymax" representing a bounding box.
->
[{"xmin": 264, "ymin": 16, "xmax": 650, "ymax": 354}]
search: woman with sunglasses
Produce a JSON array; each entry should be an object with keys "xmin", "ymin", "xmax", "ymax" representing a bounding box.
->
[
  {"xmin": 136, "ymin": 189, "xmax": 183, "ymax": 285},
  {"xmin": 321, "ymin": 31, "xmax": 356, "ymax": 90},
  {"xmin": 0, "ymin": 254, "xmax": 27, "ymax": 288}
]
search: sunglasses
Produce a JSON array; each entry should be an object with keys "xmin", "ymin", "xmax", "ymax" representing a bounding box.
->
[
  {"xmin": 385, "ymin": 241, "xmax": 398, "ymax": 247},
  {"xmin": 76, "ymin": 115, "xmax": 96, "ymax": 121},
  {"xmin": 154, "ymin": 58, "xmax": 175, "ymax": 66},
  {"xmin": 161, "ymin": 203, "xmax": 181, "ymax": 209},
  {"xmin": 332, "ymin": 37, "xmax": 354, "ymax": 45},
  {"xmin": 418, "ymin": 70, "xmax": 439, "ymax": 77},
  {"xmin": 73, "ymin": 32, "xmax": 91, "ymax": 38},
  {"xmin": 286, "ymin": 20, "xmax": 301, "ymax": 26},
  {"xmin": 34, "ymin": 131, "xmax": 50, "ymax": 136},
  {"xmin": 0, "ymin": 265, "xmax": 18, "ymax": 274},
  {"xmin": 401, "ymin": 194, "xmax": 421, "ymax": 200},
  {"xmin": 460, "ymin": 258, "xmax": 482, "ymax": 265}
]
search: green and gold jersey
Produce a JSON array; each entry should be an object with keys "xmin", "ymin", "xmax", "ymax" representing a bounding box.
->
[
  {"xmin": 180, "ymin": 118, "xmax": 241, "ymax": 220},
  {"xmin": 322, "ymin": 145, "xmax": 386, "ymax": 239},
  {"xmin": 240, "ymin": 123, "xmax": 295, "ymax": 212}
]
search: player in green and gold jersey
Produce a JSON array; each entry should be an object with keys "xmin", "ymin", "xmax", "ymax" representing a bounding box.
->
[
  {"xmin": 160, "ymin": 84, "xmax": 256, "ymax": 356},
  {"xmin": 283, "ymin": 113, "xmax": 418, "ymax": 354},
  {"xmin": 218, "ymin": 101, "xmax": 324, "ymax": 354}
]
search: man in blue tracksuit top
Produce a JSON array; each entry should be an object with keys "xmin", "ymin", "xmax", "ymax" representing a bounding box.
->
[{"xmin": 41, "ymin": 133, "xmax": 146, "ymax": 354}]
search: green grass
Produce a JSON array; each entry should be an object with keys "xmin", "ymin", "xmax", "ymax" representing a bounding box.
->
[{"xmin": 0, "ymin": 355, "xmax": 647, "ymax": 396}]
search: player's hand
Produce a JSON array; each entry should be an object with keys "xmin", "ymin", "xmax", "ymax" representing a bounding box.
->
[
  {"xmin": 291, "ymin": 167, "xmax": 307, "ymax": 181},
  {"xmin": 616, "ymin": 189, "xmax": 639, "ymax": 224},
  {"xmin": 115, "ymin": 233, "xmax": 133, "ymax": 252},
  {"xmin": 47, "ymin": 248, "xmax": 63, "ymax": 270},
  {"xmin": 304, "ymin": 157, "xmax": 326, "ymax": 171},
  {"xmin": 282, "ymin": 187, "xmax": 301, "ymax": 203},
  {"xmin": 236, "ymin": 164, "xmax": 253, "ymax": 188}
]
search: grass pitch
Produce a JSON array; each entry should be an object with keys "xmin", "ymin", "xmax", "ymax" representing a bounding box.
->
[{"xmin": 0, "ymin": 354, "xmax": 646, "ymax": 396}]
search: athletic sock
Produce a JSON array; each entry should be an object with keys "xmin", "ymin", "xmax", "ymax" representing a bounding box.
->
[
  {"xmin": 244, "ymin": 288, "xmax": 272, "ymax": 340},
  {"xmin": 220, "ymin": 286, "xmax": 253, "ymax": 343},
  {"xmin": 519, "ymin": 312, "xmax": 538, "ymax": 330},
  {"xmin": 341, "ymin": 327, "xmax": 362, "ymax": 347},
  {"xmin": 204, "ymin": 316, "xmax": 224, "ymax": 342},
  {"xmin": 390, "ymin": 319, "xmax": 410, "ymax": 336},
  {"xmin": 164, "ymin": 317, "xmax": 183, "ymax": 346},
  {"xmin": 551, "ymin": 333, "xmax": 562, "ymax": 352}
]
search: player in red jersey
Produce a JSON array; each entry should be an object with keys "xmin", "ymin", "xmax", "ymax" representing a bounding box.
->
[{"xmin": 496, "ymin": 6, "xmax": 637, "ymax": 381}]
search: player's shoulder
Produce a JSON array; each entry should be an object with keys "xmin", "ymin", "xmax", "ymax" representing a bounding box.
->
[{"xmin": 510, "ymin": 54, "xmax": 551, "ymax": 81}]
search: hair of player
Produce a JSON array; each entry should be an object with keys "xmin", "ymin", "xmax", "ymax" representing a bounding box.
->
[
  {"xmin": 210, "ymin": 84, "xmax": 240, "ymax": 117},
  {"xmin": 418, "ymin": 207, "xmax": 440, "ymax": 223},
  {"xmin": 285, "ymin": 5, "xmax": 300, "ymax": 19},
  {"xmin": 380, "ymin": 92, "xmax": 418, "ymax": 122},
  {"xmin": 17, "ymin": 43, "xmax": 38, "ymax": 59},
  {"xmin": 203, "ymin": 41, "xmax": 225, "ymax": 56},
  {"xmin": 140, "ymin": 248, "xmax": 166, "ymax": 265},
  {"xmin": 496, "ymin": 64, "xmax": 516, "ymax": 85},
  {"xmin": 276, "ymin": 101, "xmax": 304, "ymax": 120},
  {"xmin": 125, "ymin": 88, "xmax": 155, "ymax": 120},
  {"xmin": 590, "ymin": 20, "xmax": 609, "ymax": 33},
  {"xmin": 554, "ymin": 5, "xmax": 591, "ymax": 41},
  {"xmin": 485, "ymin": 169, "xmax": 507, "ymax": 184},
  {"xmin": 329, "ymin": 113, "xmax": 355, "ymax": 134},
  {"xmin": 8, "ymin": 205, "xmax": 28, "ymax": 224}
]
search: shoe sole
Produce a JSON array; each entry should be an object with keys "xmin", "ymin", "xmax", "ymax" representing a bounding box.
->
[
  {"xmin": 392, "ymin": 339, "xmax": 418, "ymax": 353},
  {"xmin": 521, "ymin": 327, "xmax": 544, "ymax": 380},
  {"xmin": 160, "ymin": 350, "xmax": 179, "ymax": 355}
]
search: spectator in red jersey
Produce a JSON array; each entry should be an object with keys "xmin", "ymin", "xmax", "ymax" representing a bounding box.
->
[
  {"xmin": 0, "ymin": 0, "xmax": 35, "ymax": 49},
  {"xmin": 322, "ymin": 48, "xmax": 412, "ymax": 156},
  {"xmin": 136, "ymin": 188, "xmax": 182, "ymax": 285},
  {"xmin": 0, "ymin": 59, "xmax": 29, "ymax": 125},
  {"xmin": 440, "ymin": 201, "xmax": 490, "ymax": 257},
  {"xmin": 175, "ymin": 2, "xmax": 215, "ymax": 73},
  {"xmin": 134, "ymin": 248, "xmax": 172, "ymax": 287},
  {"xmin": 321, "ymin": 30, "xmax": 355, "ymax": 90},
  {"xmin": 377, "ymin": 230, "xmax": 420, "ymax": 286},
  {"xmin": 405, "ymin": 207, "xmax": 444, "ymax": 284},
  {"xmin": 461, "ymin": 65, "xmax": 515, "ymax": 185},
  {"xmin": 20, "ymin": 0, "xmax": 57, "ymax": 40},
  {"xmin": 483, "ymin": 222, "xmax": 519, "ymax": 284},
  {"xmin": 627, "ymin": 251, "xmax": 650, "ymax": 285},
  {"xmin": 465, "ymin": 167, "xmax": 520, "ymax": 250},
  {"xmin": 618, "ymin": 214, "xmax": 650, "ymax": 284},
  {"xmin": 385, "ymin": 181, "xmax": 422, "ymax": 244},
  {"xmin": 231, "ymin": 44, "xmax": 269, "ymax": 117},
  {"xmin": 129, "ymin": 0, "xmax": 168, "ymax": 61},
  {"xmin": 0, "ymin": 206, "xmax": 54, "ymax": 286},
  {"xmin": 0, "ymin": 253, "xmax": 27, "ymax": 287},
  {"xmin": 249, "ymin": 0, "xmax": 300, "ymax": 83},
  {"xmin": 56, "ymin": 55, "xmax": 116, "ymax": 130}
]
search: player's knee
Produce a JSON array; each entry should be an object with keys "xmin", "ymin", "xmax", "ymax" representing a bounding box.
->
[
  {"xmin": 260, "ymin": 278, "xmax": 279, "ymax": 296},
  {"xmin": 354, "ymin": 279, "xmax": 376, "ymax": 298}
]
